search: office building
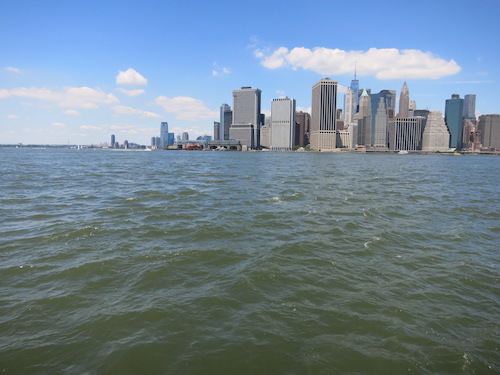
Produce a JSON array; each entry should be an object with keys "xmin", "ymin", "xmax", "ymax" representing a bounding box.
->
[
  {"xmin": 295, "ymin": 111, "xmax": 310, "ymax": 147},
  {"xmin": 229, "ymin": 87, "xmax": 262, "ymax": 149},
  {"xmin": 373, "ymin": 97, "xmax": 389, "ymax": 148},
  {"xmin": 350, "ymin": 70, "xmax": 359, "ymax": 114},
  {"xmin": 398, "ymin": 82, "xmax": 410, "ymax": 117},
  {"xmin": 270, "ymin": 97, "xmax": 296, "ymax": 151},
  {"xmin": 445, "ymin": 94, "xmax": 464, "ymax": 149},
  {"xmin": 355, "ymin": 89, "xmax": 371, "ymax": 146},
  {"xmin": 110, "ymin": 134, "xmax": 115, "ymax": 148},
  {"xmin": 182, "ymin": 132, "xmax": 189, "ymax": 141},
  {"xmin": 219, "ymin": 103, "xmax": 232, "ymax": 140},
  {"xmin": 213, "ymin": 122, "xmax": 220, "ymax": 140},
  {"xmin": 478, "ymin": 114, "xmax": 500, "ymax": 149},
  {"xmin": 160, "ymin": 122, "xmax": 169, "ymax": 148},
  {"xmin": 310, "ymin": 78, "xmax": 337, "ymax": 151},
  {"xmin": 463, "ymin": 94, "xmax": 476, "ymax": 120},
  {"xmin": 388, "ymin": 117, "xmax": 426, "ymax": 151},
  {"xmin": 421, "ymin": 111, "xmax": 450, "ymax": 152}
]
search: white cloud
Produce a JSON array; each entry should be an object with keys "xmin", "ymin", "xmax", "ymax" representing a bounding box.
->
[
  {"xmin": 64, "ymin": 109, "xmax": 81, "ymax": 116},
  {"xmin": 5, "ymin": 66, "xmax": 21, "ymax": 73},
  {"xmin": 80, "ymin": 125, "xmax": 104, "ymax": 130},
  {"xmin": 51, "ymin": 122, "xmax": 66, "ymax": 128},
  {"xmin": 115, "ymin": 68, "xmax": 148, "ymax": 86},
  {"xmin": 116, "ymin": 88, "xmax": 145, "ymax": 96},
  {"xmin": 255, "ymin": 47, "xmax": 461, "ymax": 79},
  {"xmin": 296, "ymin": 106, "xmax": 311, "ymax": 114},
  {"xmin": 212, "ymin": 63, "xmax": 231, "ymax": 76},
  {"xmin": 0, "ymin": 86, "xmax": 118, "ymax": 108},
  {"xmin": 112, "ymin": 105, "xmax": 161, "ymax": 118},
  {"xmin": 154, "ymin": 96, "xmax": 218, "ymax": 121},
  {"xmin": 7, "ymin": 114, "xmax": 18, "ymax": 119}
]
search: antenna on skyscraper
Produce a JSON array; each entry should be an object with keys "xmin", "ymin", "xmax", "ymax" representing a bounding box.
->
[{"xmin": 354, "ymin": 62, "xmax": 357, "ymax": 80}]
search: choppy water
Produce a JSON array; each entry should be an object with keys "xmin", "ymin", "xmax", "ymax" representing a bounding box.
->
[{"xmin": 0, "ymin": 148, "xmax": 499, "ymax": 374}]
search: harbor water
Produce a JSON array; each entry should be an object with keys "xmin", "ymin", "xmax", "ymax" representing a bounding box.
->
[{"xmin": 0, "ymin": 148, "xmax": 499, "ymax": 374}]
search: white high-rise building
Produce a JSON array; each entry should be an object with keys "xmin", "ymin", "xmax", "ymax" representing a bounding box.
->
[
  {"xmin": 310, "ymin": 78, "xmax": 337, "ymax": 151},
  {"xmin": 421, "ymin": 111, "xmax": 451, "ymax": 152},
  {"xmin": 229, "ymin": 87, "xmax": 262, "ymax": 149},
  {"xmin": 270, "ymin": 97, "xmax": 296, "ymax": 151},
  {"xmin": 344, "ymin": 87, "xmax": 354, "ymax": 125}
]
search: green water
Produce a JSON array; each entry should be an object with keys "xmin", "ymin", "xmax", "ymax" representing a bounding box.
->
[{"xmin": 1, "ymin": 148, "xmax": 499, "ymax": 374}]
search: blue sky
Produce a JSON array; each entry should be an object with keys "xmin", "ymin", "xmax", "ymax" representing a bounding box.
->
[{"xmin": 1, "ymin": 0, "xmax": 498, "ymax": 145}]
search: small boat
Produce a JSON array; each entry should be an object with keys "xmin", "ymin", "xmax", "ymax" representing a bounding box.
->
[{"xmin": 398, "ymin": 150, "xmax": 409, "ymax": 155}]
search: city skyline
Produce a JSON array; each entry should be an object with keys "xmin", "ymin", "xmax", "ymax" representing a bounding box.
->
[{"xmin": 1, "ymin": 0, "xmax": 499, "ymax": 145}]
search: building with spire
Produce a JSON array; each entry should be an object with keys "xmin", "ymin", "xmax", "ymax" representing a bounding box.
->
[
  {"xmin": 310, "ymin": 78, "xmax": 338, "ymax": 151},
  {"xmin": 421, "ymin": 111, "xmax": 450, "ymax": 152},
  {"xmin": 398, "ymin": 82, "xmax": 410, "ymax": 117},
  {"xmin": 373, "ymin": 97, "xmax": 389, "ymax": 148},
  {"xmin": 355, "ymin": 89, "xmax": 371, "ymax": 146},
  {"xmin": 350, "ymin": 68, "xmax": 359, "ymax": 115}
]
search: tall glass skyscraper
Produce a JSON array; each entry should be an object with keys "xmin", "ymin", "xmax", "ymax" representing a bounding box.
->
[
  {"xmin": 310, "ymin": 78, "xmax": 337, "ymax": 151},
  {"xmin": 463, "ymin": 94, "xmax": 476, "ymax": 120},
  {"xmin": 160, "ymin": 122, "xmax": 169, "ymax": 148},
  {"xmin": 219, "ymin": 103, "xmax": 232, "ymax": 140},
  {"xmin": 350, "ymin": 72, "xmax": 359, "ymax": 114},
  {"xmin": 445, "ymin": 94, "xmax": 464, "ymax": 149}
]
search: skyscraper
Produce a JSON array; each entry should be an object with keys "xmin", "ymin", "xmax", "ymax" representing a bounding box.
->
[
  {"xmin": 344, "ymin": 87, "xmax": 354, "ymax": 125},
  {"xmin": 270, "ymin": 97, "xmax": 296, "ymax": 151},
  {"xmin": 110, "ymin": 134, "xmax": 115, "ymax": 148},
  {"xmin": 182, "ymin": 132, "xmax": 189, "ymax": 140},
  {"xmin": 445, "ymin": 94, "xmax": 464, "ymax": 149},
  {"xmin": 478, "ymin": 114, "xmax": 500, "ymax": 149},
  {"xmin": 463, "ymin": 94, "xmax": 476, "ymax": 120},
  {"xmin": 350, "ymin": 69, "xmax": 359, "ymax": 114},
  {"xmin": 398, "ymin": 82, "xmax": 409, "ymax": 117},
  {"xmin": 160, "ymin": 122, "xmax": 169, "ymax": 148},
  {"xmin": 295, "ymin": 111, "xmax": 310, "ymax": 147},
  {"xmin": 219, "ymin": 103, "xmax": 232, "ymax": 140},
  {"xmin": 356, "ymin": 89, "xmax": 371, "ymax": 146},
  {"xmin": 213, "ymin": 122, "xmax": 220, "ymax": 140},
  {"xmin": 229, "ymin": 87, "xmax": 262, "ymax": 149},
  {"xmin": 421, "ymin": 111, "xmax": 450, "ymax": 152},
  {"xmin": 373, "ymin": 97, "xmax": 388, "ymax": 148},
  {"xmin": 310, "ymin": 78, "xmax": 337, "ymax": 151}
]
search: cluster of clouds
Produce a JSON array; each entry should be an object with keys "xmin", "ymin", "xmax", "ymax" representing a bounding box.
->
[
  {"xmin": 255, "ymin": 46, "xmax": 461, "ymax": 79},
  {"xmin": 2, "ymin": 67, "xmax": 218, "ymax": 129}
]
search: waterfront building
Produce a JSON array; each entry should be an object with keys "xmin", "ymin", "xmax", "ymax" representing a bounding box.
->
[
  {"xmin": 260, "ymin": 124, "xmax": 271, "ymax": 149},
  {"xmin": 213, "ymin": 122, "xmax": 220, "ymax": 141},
  {"xmin": 168, "ymin": 133, "xmax": 174, "ymax": 146},
  {"xmin": 229, "ymin": 87, "xmax": 262, "ymax": 149},
  {"xmin": 445, "ymin": 94, "xmax": 464, "ymax": 149},
  {"xmin": 219, "ymin": 103, "xmax": 232, "ymax": 140},
  {"xmin": 421, "ymin": 111, "xmax": 451, "ymax": 152},
  {"xmin": 310, "ymin": 78, "xmax": 337, "ymax": 151},
  {"xmin": 110, "ymin": 134, "xmax": 115, "ymax": 148},
  {"xmin": 478, "ymin": 114, "xmax": 500, "ymax": 149},
  {"xmin": 463, "ymin": 94, "xmax": 476, "ymax": 120},
  {"xmin": 356, "ymin": 89, "xmax": 371, "ymax": 146},
  {"xmin": 160, "ymin": 122, "xmax": 169, "ymax": 148},
  {"xmin": 388, "ymin": 117, "xmax": 426, "ymax": 151},
  {"xmin": 295, "ymin": 111, "xmax": 310, "ymax": 147},
  {"xmin": 182, "ymin": 132, "xmax": 189, "ymax": 141},
  {"xmin": 373, "ymin": 97, "xmax": 389, "ymax": 148},
  {"xmin": 270, "ymin": 97, "xmax": 296, "ymax": 151},
  {"xmin": 398, "ymin": 82, "xmax": 410, "ymax": 117}
]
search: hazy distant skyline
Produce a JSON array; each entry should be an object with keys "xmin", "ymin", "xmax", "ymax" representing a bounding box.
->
[{"xmin": 1, "ymin": 0, "xmax": 498, "ymax": 145}]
